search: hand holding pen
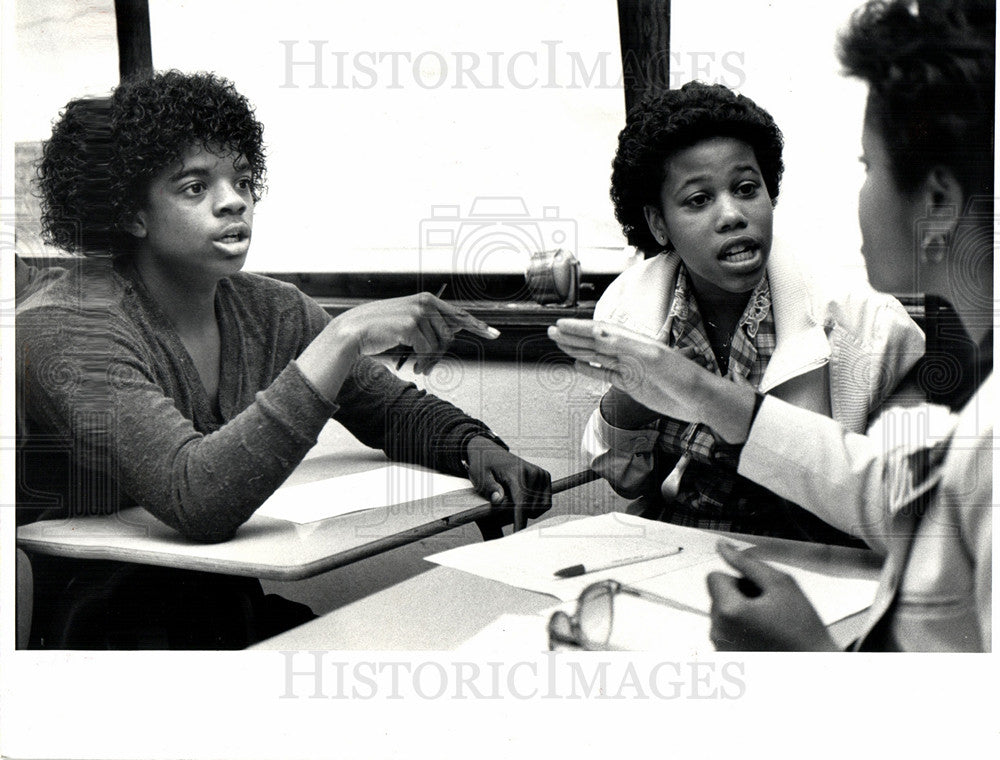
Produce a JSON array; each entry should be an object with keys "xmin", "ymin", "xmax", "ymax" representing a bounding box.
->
[
  {"xmin": 395, "ymin": 284, "xmax": 450, "ymax": 371},
  {"xmin": 390, "ymin": 283, "xmax": 503, "ymax": 374},
  {"xmin": 327, "ymin": 284, "xmax": 500, "ymax": 376},
  {"xmin": 705, "ymin": 541, "xmax": 837, "ymax": 651}
]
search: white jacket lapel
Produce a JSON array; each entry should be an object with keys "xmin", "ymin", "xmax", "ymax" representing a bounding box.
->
[
  {"xmin": 758, "ymin": 243, "xmax": 831, "ymax": 393},
  {"xmin": 593, "ymin": 252, "xmax": 681, "ymax": 340},
  {"xmin": 594, "ymin": 245, "xmax": 871, "ymax": 429}
]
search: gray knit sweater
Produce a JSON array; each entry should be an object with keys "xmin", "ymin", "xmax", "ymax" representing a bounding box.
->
[{"xmin": 16, "ymin": 259, "xmax": 499, "ymax": 541}]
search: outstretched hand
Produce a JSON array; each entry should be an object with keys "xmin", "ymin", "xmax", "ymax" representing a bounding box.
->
[
  {"xmin": 337, "ymin": 293, "xmax": 500, "ymax": 375},
  {"xmin": 464, "ymin": 436, "xmax": 552, "ymax": 533},
  {"xmin": 547, "ymin": 319, "xmax": 756, "ymax": 443},
  {"xmin": 598, "ymin": 346, "xmax": 706, "ymax": 430},
  {"xmin": 706, "ymin": 542, "xmax": 838, "ymax": 651},
  {"xmin": 298, "ymin": 292, "xmax": 500, "ymax": 405}
]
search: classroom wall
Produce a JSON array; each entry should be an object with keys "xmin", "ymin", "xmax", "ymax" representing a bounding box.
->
[{"xmin": 10, "ymin": 0, "xmax": 870, "ymax": 285}]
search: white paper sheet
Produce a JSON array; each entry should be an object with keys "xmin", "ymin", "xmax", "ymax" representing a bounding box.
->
[
  {"xmin": 631, "ymin": 556, "xmax": 879, "ymax": 625},
  {"xmin": 430, "ymin": 512, "xmax": 877, "ymax": 628},
  {"xmin": 254, "ymin": 464, "xmax": 473, "ymax": 524},
  {"xmin": 456, "ymin": 612, "xmax": 554, "ymax": 653},
  {"xmin": 426, "ymin": 512, "xmax": 752, "ymax": 602},
  {"xmin": 600, "ymin": 593, "xmax": 714, "ymax": 654},
  {"xmin": 456, "ymin": 598, "xmax": 714, "ymax": 655}
]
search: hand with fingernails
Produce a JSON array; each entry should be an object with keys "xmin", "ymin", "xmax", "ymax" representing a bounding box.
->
[
  {"xmin": 342, "ymin": 292, "xmax": 500, "ymax": 375},
  {"xmin": 464, "ymin": 435, "xmax": 552, "ymax": 533},
  {"xmin": 706, "ymin": 541, "xmax": 837, "ymax": 651},
  {"xmin": 297, "ymin": 292, "xmax": 499, "ymax": 402},
  {"xmin": 547, "ymin": 319, "xmax": 757, "ymax": 444}
]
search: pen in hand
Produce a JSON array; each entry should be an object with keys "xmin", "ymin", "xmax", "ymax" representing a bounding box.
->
[
  {"xmin": 554, "ymin": 546, "xmax": 683, "ymax": 578},
  {"xmin": 395, "ymin": 283, "xmax": 449, "ymax": 370}
]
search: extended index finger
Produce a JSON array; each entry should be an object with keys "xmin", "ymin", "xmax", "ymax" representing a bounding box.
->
[
  {"xmin": 435, "ymin": 301, "xmax": 501, "ymax": 340},
  {"xmin": 550, "ymin": 320, "xmax": 638, "ymax": 354},
  {"xmin": 547, "ymin": 326, "xmax": 602, "ymax": 356}
]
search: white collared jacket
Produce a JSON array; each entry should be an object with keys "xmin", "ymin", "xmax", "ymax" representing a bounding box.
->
[{"xmin": 583, "ymin": 243, "xmax": 925, "ymax": 499}]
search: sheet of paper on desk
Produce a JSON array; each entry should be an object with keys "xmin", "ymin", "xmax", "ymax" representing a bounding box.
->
[
  {"xmin": 254, "ymin": 464, "xmax": 472, "ymax": 524},
  {"xmin": 456, "ymin": 597, "xmax": 713, "ymax": 655},
  {"xmin": 426, "ymin": 512, "xmax": 752, "ymax": 602},
  {"xmin": 455, "ymin": 611, "xmax": 554, "ymax": 654},
  {"xmin": 631, "ymin": 557, "xmax": 880, "ymax": 625}
]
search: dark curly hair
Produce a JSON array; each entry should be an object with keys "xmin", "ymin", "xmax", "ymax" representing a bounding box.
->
[
  {"xmin": 37, "ymin": 70, "xmax": 266, "ymax": 256},
  {"xmin": 610, "ymin": 81, "xmax": 784, "ymax": 257},
  {"xmin": 838, "ymin": 0, "xmax": 994, "ymax": 201}
]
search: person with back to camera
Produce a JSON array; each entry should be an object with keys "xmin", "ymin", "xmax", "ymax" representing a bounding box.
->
[
  {"xmin": 704, "ymin": 0, "xmax": 993, "ymax": 652},
  {"xmin": 553, "ymin": 0, "xmax": 993, "ymax": 651},
  {"xmin": 16, "ymin": 70, "xmax": 551, "ymax": 648},
  {"xmin": 550, "ymin": 80, "xmax": 924, "ymax": 542}
]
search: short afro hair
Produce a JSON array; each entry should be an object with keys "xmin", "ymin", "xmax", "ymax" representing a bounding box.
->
[
  {"xmin": 838, "ymin": 0, "xmax": 994, "ymax": 201},
  {"xmin": 37, "ymin": 70, "xmax": 266, "ymax": 256},
  {"xmin": 610, "ymin": 81, "xmax": 784, "ymax": 257}
]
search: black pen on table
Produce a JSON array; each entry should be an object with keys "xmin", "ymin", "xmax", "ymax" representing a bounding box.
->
[{"xmin": 395, "ymin": 283, "xmax": 448, "ymax": 370}]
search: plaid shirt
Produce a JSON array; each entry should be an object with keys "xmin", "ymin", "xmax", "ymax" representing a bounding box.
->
[
  {"xmin": 649, "ymin": 268, "xmax": 858, "ymax": 542},
  {"xmin": 660, "ymin": 268, "xmax": 774, "ymax": 463}
]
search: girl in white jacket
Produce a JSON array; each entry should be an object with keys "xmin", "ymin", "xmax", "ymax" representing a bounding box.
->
[{"xmin": 553, "ymin": 81, "xmax": 923, "ymax": 541}]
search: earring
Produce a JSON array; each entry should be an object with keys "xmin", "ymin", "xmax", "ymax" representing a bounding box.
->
[{"xmin": 920, "ymin": 230, "xmax": 948, "ymax": 264}]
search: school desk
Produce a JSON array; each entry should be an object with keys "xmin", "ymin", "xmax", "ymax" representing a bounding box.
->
[
  {"xmin": 16, "ymin": 359, "xmax": 609, "ymax": 582},
  {"xmin": 249, "ymin": 514, "xmax": 884, "ymax": 650},
  {"xmin": 16, "ymin": 453, "xmax": 601, "ymax": 583}
]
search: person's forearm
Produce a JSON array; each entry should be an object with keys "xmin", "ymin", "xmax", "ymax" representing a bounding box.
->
[
  {"xmin": 694, "ymin": 374, "xmax": 757, "ymax": 444},
  {"xmin": 582, "ymin": 408, "xmax": 658, "ymax": 498},
  {"xmin": 295, "ymin": 318, "xmax": 363, "ymax": 403},
  {"xmin": 332, "ymin": 358, "xmax": 495, "ymax": 476},
  {"xmin": 738, "ymin": 398, "xmax": 958, "ymax": 553}
]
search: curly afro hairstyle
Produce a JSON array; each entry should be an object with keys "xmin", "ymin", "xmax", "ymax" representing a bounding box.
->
[
  {"xmin": 610, "ymin": 81, "xmax": 784, "ymax": 257},
  {"xmin": 838, "ymin": 0, "xmax": 994, "ymax": 202},
  {"xmin": 37, "ymin": 70, "xmax": 266, "ymax": 256}
]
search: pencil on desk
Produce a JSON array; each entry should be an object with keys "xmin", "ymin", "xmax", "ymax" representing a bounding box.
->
[
  {"xmin": 554, "ymin": 546, "xmax": 684, "ymax": 578},
  {"xmin": 395, "ymin": 283, "xmax": 448, "ymax": 370}
]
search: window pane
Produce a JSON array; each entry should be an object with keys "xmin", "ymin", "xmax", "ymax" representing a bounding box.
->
[
  {"xmin": 147, "ymin": 0, "xmax": 630, "ymax": 275},
  {"xmin": 671, "ymin": 0, "xmax": 869, "ymax": 281},
  {"xmin": 12, "ymin": 0, "xmax": 118, "ymax": 260}
]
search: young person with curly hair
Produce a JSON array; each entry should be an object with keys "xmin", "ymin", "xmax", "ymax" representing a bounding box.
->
[
  {"xmin": 550, "ymin": 81, "xmax": 924, "ymax": 541},
  {"xmin": 17, "ymin": 70, "xmax": 551, "ymax": 648}
]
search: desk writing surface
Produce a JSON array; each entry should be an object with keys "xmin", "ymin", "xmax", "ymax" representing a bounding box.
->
[
  {"xmin": 251, "ymin": 514, "xmax": 884, "ymax": 650},
  {"xmin": 256, "ymin": 565, "xmax": 554, "ymax": 650},
  {"xmin": 16, "ymin": 445, "xmax": 577, "ymax": 582},
  {"xmin": 16, "ymin": 359, "xmax": 605, "ymax": 582}
]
